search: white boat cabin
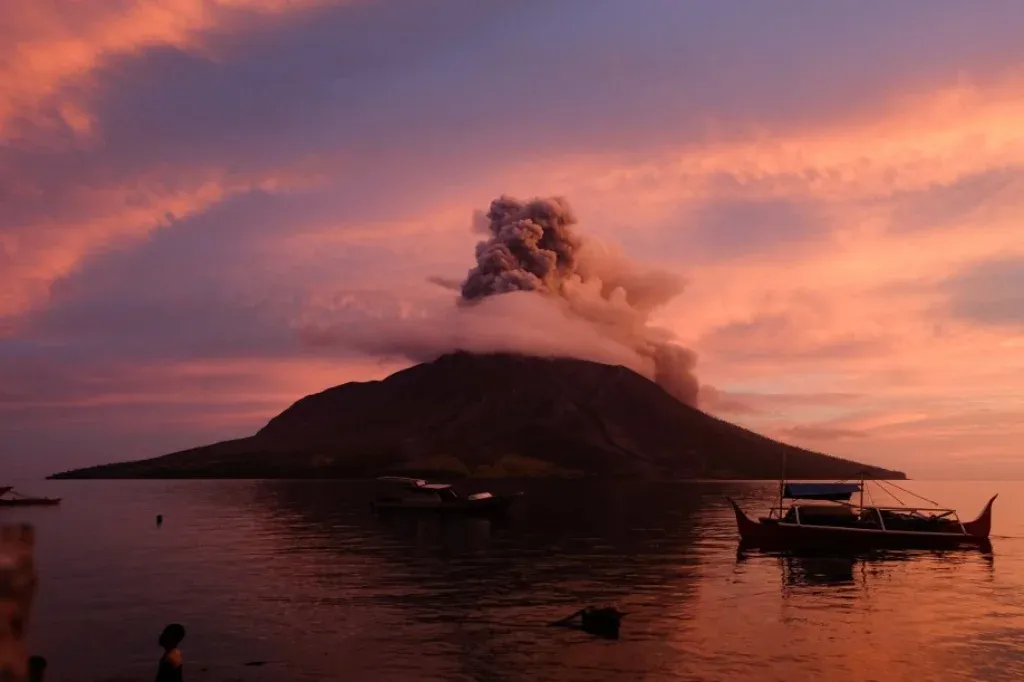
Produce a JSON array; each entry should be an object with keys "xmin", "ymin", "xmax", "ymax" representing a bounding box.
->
[{"xmin": 376, "ymin": 477, "xmax": 460, "ymax": 502}]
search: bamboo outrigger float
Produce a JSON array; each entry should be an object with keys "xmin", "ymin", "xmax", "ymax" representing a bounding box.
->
[{"xmin": 728, "ymin": 474, "xmax": 996, "ymax": 551}]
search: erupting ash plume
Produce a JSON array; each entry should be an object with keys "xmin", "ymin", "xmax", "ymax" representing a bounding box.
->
[
  {"xmin": 300, "ymin": 195, "xmax": 700, "ymax": 406},
  {"xmin": 457, "ymin": 195, "xmax": 699, "ymax": 405}
]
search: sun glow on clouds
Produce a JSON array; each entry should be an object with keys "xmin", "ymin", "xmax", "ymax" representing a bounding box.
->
[
  {"xmin": 3, "ymin": 1, "xmax": 1024, "ymax": 477},
  {"xmin": 538, "ymin": 74, "xmax": 1024, "ymax": 213},
  {"xmin": 0, "ymin": 0, "xmax": 344, "ymax": 141},
  {"xmin": 513, "ymin": 77, "xmax": 1024, "ymax": 475},
  {"xmin": 0, "ymin": 165, "xmax": 324, "ymax": 322}
]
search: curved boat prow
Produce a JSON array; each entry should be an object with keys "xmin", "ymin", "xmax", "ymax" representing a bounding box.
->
[
  {"xmin": 962, "ymin": 494, "xmax": 998, "ymax": 539},
  {"xmin": 726, "ymin": 497, "xmax": 762, "ymax": 543}
]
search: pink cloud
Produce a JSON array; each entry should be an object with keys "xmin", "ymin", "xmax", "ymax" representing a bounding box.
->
[
  {"xmin": 0, "ymin": 0, "xmax": 348, "ymax": 142},
  {"xmin": 5, "ymin": 3, "xmax": 1024, "ymax": 479}
]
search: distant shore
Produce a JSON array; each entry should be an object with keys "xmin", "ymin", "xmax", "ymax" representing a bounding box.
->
[{"xmin": 48, "ymin": 469, "xmax": 908, "ymax": 481}]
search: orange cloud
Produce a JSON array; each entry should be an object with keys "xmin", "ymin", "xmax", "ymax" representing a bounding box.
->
[
  {"xmin": 0, "ymin": 0, "xmax": 349, "ymax": 142},
  {"xmin": 472, "ymin": 76, "xmax": 1024, "ymax": 475},
  {"xmin": 5, "ymin": 35, "xmax": 1023, "ymax": 477},
  {"xmin": 0, "ymin": 161, "xmax": 326, "ymax": 322},
  {"xmin": 1, "ymin": 355, "xmax": 406, "ymax": 431},
  {"xmin": 501, "ymin": 73, "xmax": 1024, "ymax": 228}
]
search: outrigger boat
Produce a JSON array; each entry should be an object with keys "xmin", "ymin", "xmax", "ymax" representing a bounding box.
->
[
  {"xmin": 728, "ymin": 476, "xmax": 996, "ymax": 551},
  {"xmin": 370, "ymin": 477, "xmax": 519, "ymax": 516},
  {"xmin": 0, "ymin": 487, "xmax": 61, "ymax": 507}
]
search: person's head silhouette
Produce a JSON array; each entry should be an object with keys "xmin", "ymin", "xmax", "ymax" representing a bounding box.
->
[{"xmin": 28, "ymin": 655, "xmax": 47, "ymax": 682}]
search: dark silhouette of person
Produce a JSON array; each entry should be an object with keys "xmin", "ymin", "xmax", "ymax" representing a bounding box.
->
[
  {"xmin": 156, "ymin": 623, "xmax": 185, "ymax": 682},
  {"xmin": 27, "ymin": 656, "xmax": 47, "ymax": 682}
]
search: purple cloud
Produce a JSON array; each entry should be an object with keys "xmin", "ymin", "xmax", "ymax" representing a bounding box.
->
[{"xmin": 944, "ymin": 258, "xmax": 1024, "ymax": 327}]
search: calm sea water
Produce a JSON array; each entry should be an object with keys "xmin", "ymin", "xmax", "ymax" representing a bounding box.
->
[{"xmin": 4, "ymin": 479, "xmax": 1023, "ymax": 681}]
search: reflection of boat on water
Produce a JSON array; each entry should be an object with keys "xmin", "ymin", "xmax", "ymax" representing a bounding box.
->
[
  {"xmin": 370, "ymin": 477, "xmax": 520, "ymax": 516},
  {"xmin": 779, "ymin": 553, "xmax": 857, "ymax": 587},
  {"xmin": 738, "ymin": 544, "xmax": 995, "ymax": 589},
  {"xmin": 0, "ymin": 487, "xmax": 61, "ymax": 507},
  {"xmin": 728, "ymin": 476, "xmax": 996, "ymax": 550},
  {"xmin": 736, "ymin": 548, "xmax": 858, "ymax": 588}
]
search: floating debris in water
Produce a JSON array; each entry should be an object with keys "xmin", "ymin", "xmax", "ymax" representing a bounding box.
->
[{"xmin": 549, "ymin": 605, "xmax": 626, "ymax": 639}]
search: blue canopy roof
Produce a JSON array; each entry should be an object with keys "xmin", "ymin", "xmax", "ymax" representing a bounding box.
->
[{"xmin": 784, "ymin": 483, "xmax": 861, "ymax": 501}]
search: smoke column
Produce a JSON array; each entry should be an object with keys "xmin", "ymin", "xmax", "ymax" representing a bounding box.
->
[
  {"xmin": 458, "ymin": 195, "xmax": 699, "ymax": 405},
  {"xmin": 300, "ymin": 195, "xmax": 700, "ymax": 406}
]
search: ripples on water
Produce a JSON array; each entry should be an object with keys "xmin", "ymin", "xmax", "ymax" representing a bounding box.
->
[{"xmin": 5, "ymin": 480, "xmax": 1022, "ymax": 681}]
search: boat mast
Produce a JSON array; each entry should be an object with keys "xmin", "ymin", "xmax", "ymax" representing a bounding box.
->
[
  {"xmin": 859, "ymin": 471, "xmax": 865, "ymax": 509},
  {"xmin": 778, "ymin": 449, "xmax": 788, "ymax": 518}
]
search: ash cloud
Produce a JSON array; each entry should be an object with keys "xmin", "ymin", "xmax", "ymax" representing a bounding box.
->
[
  {"xmin": 303, "ymin": 195, "xmax": 700, "ymax": 405},
  {"xmin": 457, "ymin": 195, "xmax": 699, "ymax": 404}
]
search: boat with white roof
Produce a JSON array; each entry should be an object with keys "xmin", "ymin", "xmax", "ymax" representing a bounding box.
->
[{"xmin": 370, "ymin": 477, "xmax": 519, "ymax": 515}]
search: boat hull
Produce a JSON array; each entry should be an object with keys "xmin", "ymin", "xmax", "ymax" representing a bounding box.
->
[
  {"xmin": 0, "ymin": 498, "xmax": 61, "ymax": 507},
  {"xmin": 728, "ymin": 496, "xmax": 996, "ymax": 551},
  {"xmin": 371, "ymin": 496, "xmax": 514, "ymax": 516}
]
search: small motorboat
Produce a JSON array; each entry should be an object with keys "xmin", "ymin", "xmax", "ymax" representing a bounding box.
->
[
  {"xmin": 370, "ymin": 477, "xmax": 519, "ymax": 516},
  {"xmin": 0, "ymin": 487, "xmax": 61, "ymax": 507},
  {"xmin": 728, "ymin": 476, "xmax": 995, "ymax": 551}
]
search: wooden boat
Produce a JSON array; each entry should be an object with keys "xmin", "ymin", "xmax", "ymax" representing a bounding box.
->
[
  {"xmin": 370, "ymin": 477, "xmax": 519, "ymax": 516},
  {"xmin": 0, "ymin": 488, "xmax": 61, "ymax": 507},
  {"xmin": 728, "ymin": 478, "xmax": 996, "ymax": 551}
]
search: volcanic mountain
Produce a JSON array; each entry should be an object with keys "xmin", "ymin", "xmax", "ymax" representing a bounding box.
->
[{"xmin": 51, "ymin": 352, "xmax": 904, "ymax": 480}]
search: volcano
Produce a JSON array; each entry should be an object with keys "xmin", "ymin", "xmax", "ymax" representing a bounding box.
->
[{"xmin": 51, "ymin": 352, "xmax": 904, "ymax": 480}]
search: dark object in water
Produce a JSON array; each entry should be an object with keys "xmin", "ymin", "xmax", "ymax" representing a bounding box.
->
[
  {"xmin": 244, "ymin": 661, "xmax": 267, "ymax": 666},
  {"xmin": 550, "ymin": 606, "xmax": 626, "ymax": 639},
  {"xmin": 156, "ymin": 515, "xmax": 163, "ymax": 528},
  {"xmin": 0, "ymin": 489, "xmax": 60, "ymax": 507},
  {"xmin": 28, "ymin": 655, "xmax": 47, "ymax": 682}
]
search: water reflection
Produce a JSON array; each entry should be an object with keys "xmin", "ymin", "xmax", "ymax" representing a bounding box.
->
[
  {"xmin": 781, "ymin": 553, "xmax": 857, "ymax": 587},
  {"xmin": 20, "ymin": 479, "xmax": 1024, "ymax": 682},
  {"xmin": 251, "ymin": 478, "xmax": 712, "ymax": 599},
  {"xmin": 246, "ymin": 479, "xmax": 715, "ymax": 681},
  {"xmin": 737, "ymin": 545, "xmax": 995, "ymax": 591}
]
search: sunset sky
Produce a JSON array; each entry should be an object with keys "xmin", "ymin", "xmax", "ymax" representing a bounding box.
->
[{"xmin": 3, "ymin": 0, "xmax": 1024, "ymax": 479}]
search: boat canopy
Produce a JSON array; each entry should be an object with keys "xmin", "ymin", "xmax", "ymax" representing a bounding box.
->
[
  {"xmin": 783, "ymin": 483, "xmax": 861, "ymax": 501},
  {"xmin": 376, "ymin": 477, "xmax": 452, "ymax": 491},
  {"xmin": 377, "ymin": 476, "xmax": 427, "ymax": 486}
]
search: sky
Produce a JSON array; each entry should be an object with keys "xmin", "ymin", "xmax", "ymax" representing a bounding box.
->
[{"xmin": 3, "ymin": 0, "xmax": 1024, "ymax": 480}]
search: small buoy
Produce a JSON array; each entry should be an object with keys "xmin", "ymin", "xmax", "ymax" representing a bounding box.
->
[{"xmin": 156, "ymin": 514, "xmax": 163, "ymax": 527}]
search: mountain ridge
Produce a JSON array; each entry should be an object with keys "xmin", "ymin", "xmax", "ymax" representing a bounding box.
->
[{"xmin": 50, "ymin": 352, "xmax": 906, "ymax": 480}]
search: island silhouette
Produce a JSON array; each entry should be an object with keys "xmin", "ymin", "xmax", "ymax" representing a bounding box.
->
[{"xmin": 51, "ymin": 352, "xmax": 904, "ymax": 480}]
